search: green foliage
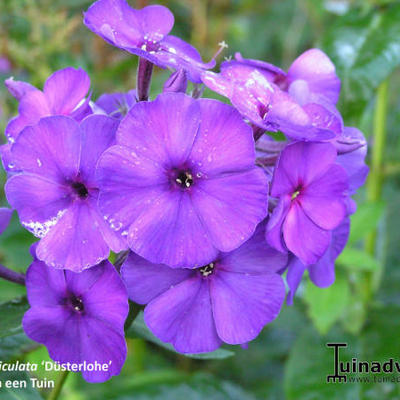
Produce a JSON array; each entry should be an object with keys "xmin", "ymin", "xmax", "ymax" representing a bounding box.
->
[
  {"xmin": 303, "ymin": 272, "xmax": 350, "ymax": 335},
  {"xmin": 321, "ymin": 3, "xmax": 400, "ymax": 123},
  {"xmin": 0, "ymin": 371, "xmax": 43, "ymax": 400}
]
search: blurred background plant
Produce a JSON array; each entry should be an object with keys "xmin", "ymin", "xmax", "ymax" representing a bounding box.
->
[{"xmin": 1, "ymin": 0, "xmax": 400, "ymax": 399}]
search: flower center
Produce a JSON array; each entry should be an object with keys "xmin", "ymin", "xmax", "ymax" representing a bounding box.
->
[
  {"xmin": 70, "ymin": 296, "xmax": 84, "ymax": 312},
  {"xmin": 71, "ymin": 182, "xmax": 89, "ymax": 199},
  {"xmin": 291, "ymin": 190, "xmax": 300, "ymax": 200},
  {"xmin": 198, "ymin": 262, "xmax": 215, "ymax": 277},
  {"xmin": 175, "ymin": 171, "xmax": 194, "ymax": 189}
]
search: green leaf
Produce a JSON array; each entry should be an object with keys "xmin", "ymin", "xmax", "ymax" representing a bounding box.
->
[
  {"xmin": 0, "ymin": 297, "xmax": 29, "ymax": 339},
  {"xmin": 114, "ymin": 372, "xmax": 255, "ymax": 400},
  {"xmin": 126, "ymin": 312, "xmax": 234, "ymax": 360},
  {"xmin": 337, "ymin": 246, "xmax": 380, "ymax": 271},
  {"xmin": 321, "ymin": 4, "xmax": 400, "ymax": 121},
  {"xmin": 303, "ymin": 272, "xmax": 350, "ymax": 335},
  {"xmin": 0, "ymin": 333, "xmax": 35, "ymax": 361},
  {"xmin": 0, "ymin": 371, "xmax": 43, "ymax": 400},
  {"xmin": 348, "ymin": 201, "xmax": 385, "ymax": 244}
]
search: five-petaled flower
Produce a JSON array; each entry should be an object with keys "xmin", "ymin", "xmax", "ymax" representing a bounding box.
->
[
  {"xmin": 23, "ymin": 254, "xmax": 128, "ymax": 383},
  {"xmin": 97, "ymin": 92, "xmax": 269, "ymax": 268},
  {"xmin": 121, "ymin": 223, "xmax": 287, "ymax": 353}
]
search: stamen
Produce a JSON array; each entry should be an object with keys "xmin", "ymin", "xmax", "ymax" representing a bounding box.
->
[
  {"xmin": 291, "ymin": 190, "xmax": 300, "ymax": 200},
  {"xmin": 175, "ymin": 171, "xmax": 193, "ymax": 189},
  {"xmin": 199, "ymin": 262, "xmax": 215, "ymax": 277},
  {"xmin": 70, "ymin": 296, "xmax": 84, "ymax": 312}
]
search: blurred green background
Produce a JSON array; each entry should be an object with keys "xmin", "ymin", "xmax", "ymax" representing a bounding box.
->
[{"xmin": 1, "ymin": 0, "xmax": 400, "ymax": 399}]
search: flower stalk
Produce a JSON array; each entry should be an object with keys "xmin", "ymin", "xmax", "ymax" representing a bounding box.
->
[
  {"xmin": 364, "ymin": 78, "xmax": 389, "ymax": 299},
  {"xmin": 0, "ymin": 264, "xmax": 25, "ymax": 286},
  {"xmin": 136, "ymin": 58, "xmax": 154, "ymax": 101},
  {"xmin": 48, "ymin": 370, "xmax": 69, "ymax": 400}
]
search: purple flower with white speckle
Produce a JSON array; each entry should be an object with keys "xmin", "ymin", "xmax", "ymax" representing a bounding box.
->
[
  {"xmin": 5, "ymin": 115, "xmax": 126, "ymax": 271},
  {"xmin": 97, "ymin": 92, "xmax": 269, "ymax": 268},
  {"xmin": 202, "ymin": 49, "xmax": 343, "ymax": 141},
  {"xmin": 84, "ymin": 0, "xmax": 215, "ymax": 83},
  {"xmin": 266, "ymin": 141, "xmax": 348, "ymax": 265},
  {"xmin": 2, "ymin": 68, "xmax": 92, "ymax": 172},
  {"xmin": 5, "ymin": 67, "xmax": 91, "ymax": 143},
  {"xmin": 121, "ymin": 223, "xmax": 287, "ymax": 353},
  {"xmin": 23, "ymin": 256, "xmax": 128, "ymax": 383}
]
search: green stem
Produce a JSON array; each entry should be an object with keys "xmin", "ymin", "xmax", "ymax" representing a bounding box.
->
[
  {"xmin": 48, "ymin": 370, "xmax": 69, "ymax": 400},
  {"xmin": 363, "ymin": 78, "xmax": 389, "ymax": 299}
]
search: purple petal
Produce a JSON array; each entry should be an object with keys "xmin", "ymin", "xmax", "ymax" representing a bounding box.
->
[
  {"xmin": 121, "ymin": 252, "xmax": 193, "ymax": 304},
  {"xmin": 144, "ymin": 277, "xmax": 222, "ymax": 353},
  {"xmin": 43, "ymin": 67, "xmax": 90, "ymax": 115},
  {"xmin": 96, "ymin": 145, "xmax": 168, "ymax": 238},
  {"xmin": 84, "ymin": 0, "xmax": 173, "ymax": 50},
  {"xmin": 192, "ymin": 169, "xmax": 268, "ymax": 253},
  {"xmin": 95, "ymin": 89, "xmax": 137, "ymax": 119},
  {"xmin": 287, "ymin": 48, "xmax": 340, "ymax": 104},
  {"xmin": 265, "ymin": 196, "xmax": 291, "ymax": 253},
  {"xmin": 5, "ymin": 77, "xmax": 36, "ymax": 100},
  {"xmin": 210, "ymin": 270, "xmax": 285, "ymax": 344},
  {"xmin": 158, "ymin": 35, "xmax": 215, "ymax": 83},
  {"xmin": 23, "ymin": 306, "xmax": 81, "ymax": 363},
  {"xmin": 220, "ymin": 221, "xmax": 288, "ymax": 274},
  {"xmin": 79, "ymin": 114, "xmax": 118, "ymax": 185},
  {"xmin": 9, "ymin": 116, "xmax": 81, "ymax": 182},
  {"xmin": 6, "ymin": 90, "xmax": 51, "ymax": 140},
  {"xmin": 337, "ymin": 127, "xmax": 369, "ymax": 194},
  {"xmin": 231, "ymin": 52, "xmax": 286, "ymax": 82},
  {"xmin": 78, "ymin": 316, "xmax": 127, "ymax": 382},
  {"xmin": 308, "ymin": 250, "xmax": 335, "ymax": 288},
  {"xmin": 283, "ymin": 201, "xmax": 331, "ymax": 265},
  {"xmin": 35, "ymin": 200, "xmax": 111, "ymax": 271},
  {"xmin": 116, "ymin": 93, "xmax": 201, "ymax": 166},
  {"xmin": 127, "ymin": 190, "xmax": 218, "ymax": 268},
  {"xmin": 301, "ymin": 164, "xmax": 348, "ymax": 230},
  {"xmin": 5, "ymin": 174, "xmax": 71, "ymax": 236},
  {"xmin": 286, "ymin": 256, "xmax": 306, "ymax": 305},
  {"xmin": 25, "ymin": 259, "xmax": 67, "ymax": 307},
  {"xmin": 188, "ymin": 99, "xmax": 255, "ymax": 175}
]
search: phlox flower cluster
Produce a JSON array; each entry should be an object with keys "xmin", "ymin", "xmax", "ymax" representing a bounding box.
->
[{"xmin": 1, "ymin": 0, "xmax": 368, "ymax": 383}]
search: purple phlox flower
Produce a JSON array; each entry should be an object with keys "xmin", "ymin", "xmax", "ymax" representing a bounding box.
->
[
  {"xmin": 0, "ymin": 207, "xmax": 13, "ymax": 235},
  {"xmin": 93, "ymin": 89, "xmax": 137, "ymax": 120},
  {"xmin": 286, "ymin": 217, "xmax": 350, "ymax": 305},
  {"xmin": 163, "ymin": 69, "xmax": 188, "ymax": 93},
  {"xmin": 23, "ymin": 255, "xmax": 128, "ymax": 383},
  {"xmin": 84, "ymin": 0, "xmax": 215, "ymax": 83},
  {"xmin": 2, "ymin": 68, "xmax": 92, "ymax": 173},
  {"xmin": 202, "ymin": 62, "xmax": 343, "ymax": 141},
  {"xmin": 121, "ymin": 222, "xmax": 287, "ymax": 353},
  {"xmin": 234, "ymin": 49, "xmax": 341, "ymax": 105},
  {"xmin": 266, "ymin": 141, "xmax": 349, "ymax": 266},
  {"xmin": 5, "ymin": 115, "xmax": 126, "ymax": 271},
  {"xmin": 5, "ymin": 67, "xmax": 91, "ymax": 142},
  {"xmin": 96, "ymin": 92, "xmax": 269, "ymax": 268}
]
